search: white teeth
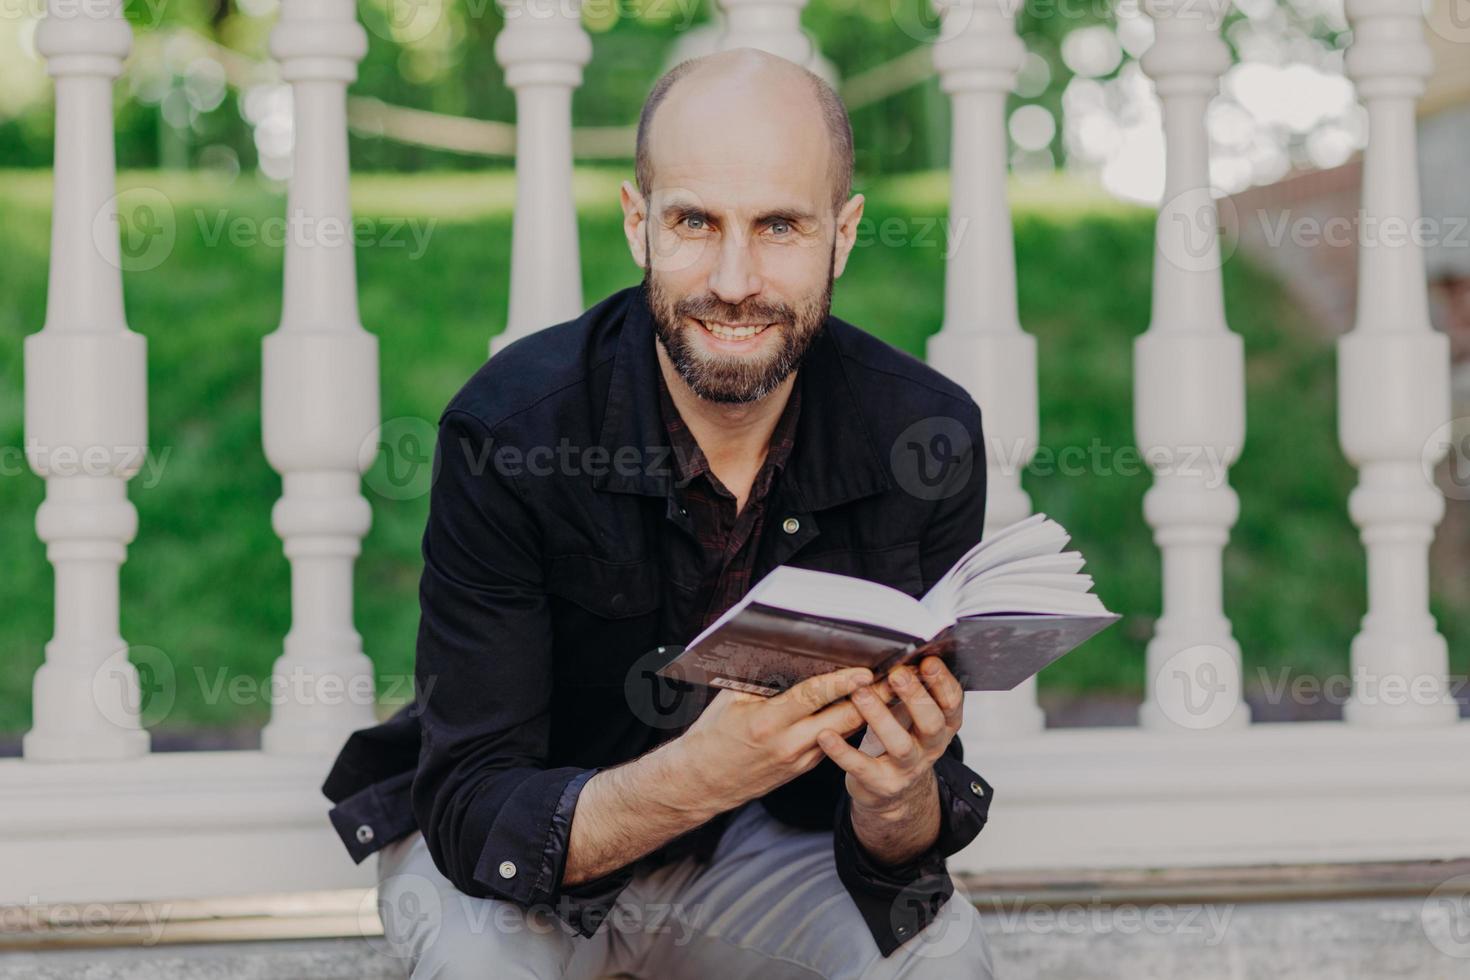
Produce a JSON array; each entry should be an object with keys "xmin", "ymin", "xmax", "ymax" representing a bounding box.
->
[{"xmin": 703, "ymin": 321, "xmax": 768, "ymax": 341}]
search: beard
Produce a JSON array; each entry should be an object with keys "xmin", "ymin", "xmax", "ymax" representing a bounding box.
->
[{"xmin": 644, "ymin": 238, "xmax": 835, "ymax": 405}]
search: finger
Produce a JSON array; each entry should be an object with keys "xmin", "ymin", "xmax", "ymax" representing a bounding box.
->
[
  {"xmin": 887, "ymin": 666, "xmax": 947, "ymax": 740},
  {"xmin": 792, "ymin": 689, "xmax": 879, "ymax": 744},
  {"xmin": 918, "ymin": 656, "xmax": 965, "ymax": 727},
  {"xmin": 816, "ymin": 729, "xmax": 881, "ymax": 781},
  {"xmin": 794, "ymin": 743, "xmax": 826, "ymax": 772},
  {"xmin": 856, "ymin": 700, "xmax": 910, "ymax": 755},
  {"xmin": 868, "ymin": 678, "xmax": 896, "ymax": 705},
  {"xmin": 786, "ymin": 677, "xmax": 903, "ymax": 747},
  {"xmin": 850, "ymin": 686, "xmax": 920, "ymax": 764},
  {"xmin": 767, "ymin": 668, "xmax": 873, "ymax": 725}
]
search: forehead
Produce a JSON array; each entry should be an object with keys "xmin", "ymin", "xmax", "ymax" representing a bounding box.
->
[{"xmin": 646, "ymin": 73, "xmax": 833, "ymax": 214}]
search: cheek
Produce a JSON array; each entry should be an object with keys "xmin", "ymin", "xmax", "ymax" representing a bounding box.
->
[
  {"xmin": 758, "ymin": 242, "xmax": 830, "ymax": 296},
  {"xmin": 648, "ymin": 229, "xmax": 716, "ymax": 279}
]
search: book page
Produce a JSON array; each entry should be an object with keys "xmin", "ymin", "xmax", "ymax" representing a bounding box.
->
[
  {"xmin": 921, "ymin": 513, "xmax": 1071, "ymax": 616},
  {"xmin": 685, "ymin": 565, "xmax": 950, "ymax": 650},
  {"xmin": 953, "ymin": 585, "xmax": 1110, "ymax": 618}
]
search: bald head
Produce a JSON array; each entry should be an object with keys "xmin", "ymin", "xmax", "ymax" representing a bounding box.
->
[
  {"xmin": 635, "ymin": 48, "xmax": 854, "ymax": 216},
  {"xmin": 624, "ymin": 50, "xmax": 868, "ymax": 406}
]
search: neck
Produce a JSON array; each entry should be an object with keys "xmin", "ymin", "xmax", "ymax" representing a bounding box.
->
[{"xmin": 655, "ymin": 342, "xmax": 795, "ymax": 502}]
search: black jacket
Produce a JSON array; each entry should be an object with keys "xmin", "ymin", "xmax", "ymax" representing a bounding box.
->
[{"xmin": 322, "ymin": 284, "xmax": 994, "ymax": 955}]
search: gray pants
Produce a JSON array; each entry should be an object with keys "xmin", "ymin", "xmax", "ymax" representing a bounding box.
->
[{"xmin": 375, "ymin": 801, "xmax": 995, "ymax": 979}]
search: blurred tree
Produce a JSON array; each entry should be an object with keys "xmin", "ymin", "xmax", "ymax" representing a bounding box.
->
[{"xmin": 0, "ymin": 0, "xmax": 1342, "ymax": 181}]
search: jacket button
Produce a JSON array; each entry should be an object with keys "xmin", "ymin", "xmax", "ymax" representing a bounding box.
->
[
  {"xmin": 782, "ymin": 517, "xmax": 800, "ymax": 534},
  {"xmin": 611, "ymin": 593, "xmax": 626, "ymax": 613},
  {"xmin": 498, "ymin": 860, "xmax": 517, "ymax": 879},
  {"xmin": 355, "ymin": 824, "xmax": 374, "ymax": 844},
  {"xmin": 970, "ymin": 780, "xmax": 985, "ymax": 797}
]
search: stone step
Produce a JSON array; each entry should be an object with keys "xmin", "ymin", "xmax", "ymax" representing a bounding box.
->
[
  {"xmin": 2, "ymin": 893, "xmax": 1465, "ymax": 980},
  {"xmin": 4, "ymin": 862, "xmax": 1468, "ymax": 979}
]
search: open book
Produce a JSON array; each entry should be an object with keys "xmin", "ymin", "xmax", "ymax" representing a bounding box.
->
[{"xmin": 656, "ymin": 513, "xmax": 1119, "ymax": 695}]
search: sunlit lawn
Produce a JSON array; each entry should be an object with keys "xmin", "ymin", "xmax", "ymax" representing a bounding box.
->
[{"xmin": 0, "ymin": 166, "xmax": 1463, "ymax": 736}]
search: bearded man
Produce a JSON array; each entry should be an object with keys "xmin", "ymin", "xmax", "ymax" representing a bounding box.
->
[{"xmin": 323, "ymin": 47, "xmax": 997, "ymax": 980}]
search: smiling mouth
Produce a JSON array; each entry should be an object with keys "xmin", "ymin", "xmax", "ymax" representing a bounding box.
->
[{"xmin": 693, "ymin": 318, "xmax": 774, "ymax": 342}]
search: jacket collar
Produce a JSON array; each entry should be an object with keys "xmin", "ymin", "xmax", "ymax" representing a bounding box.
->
[{"xmin": 592, "ymin": 284, "xmax": 892, "ymax": 512}]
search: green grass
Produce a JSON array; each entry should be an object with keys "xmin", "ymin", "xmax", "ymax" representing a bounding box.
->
[{"xmin": 0, "ymin": 167, "xmax": 1464, "ymax": 735}]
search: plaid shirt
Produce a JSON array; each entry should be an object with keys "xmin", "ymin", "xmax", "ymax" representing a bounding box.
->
[
  {"xmin": 639, "ymin": 367, "xmax": 803, "ymax": 867},
  {"xmin": 656, "ymin": 368, "xmax": 803, "ymax": 635}
]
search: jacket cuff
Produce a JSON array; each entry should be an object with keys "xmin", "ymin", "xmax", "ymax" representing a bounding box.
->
[
  {"xmin": 542, "ymin": 768, "xmax": 638, "ymax": 937},
  {"xmin": 326, "ymin": 769, "xmax": 417, "ymax": 864},
  {"xmin": 832, "ymin": 755, "xmax": 993, "ymax": 956},
  {"xmin": 469, "ymin": 767, "xmax": 635, "ymax": 938},
  {"xmin": 932, "ymin": 752, "xmax": 993, "ymax": 854}
]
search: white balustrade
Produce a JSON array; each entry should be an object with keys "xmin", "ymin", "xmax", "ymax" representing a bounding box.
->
[
  {"xmin": 1135, "ymin": 0, "xmax": 1249, "ymax": 731},
  {"xmin": 928, "ymin": 0, "xmax": 1044, "ymax": 737},
  {"xmin": 492, "ymin": 0, "xmax": 592, "ymax": 352},
  {"xmin": 259, "ymin": 0, "xmax": 380, "ymax": 756},
  {"xmin": 1338, "ymin": 0, "xmax": 1456, "ymax": 727},
  {"xmin": 9, "ymin": 0, "xmax": 1470, "ymax": 918},
  {"xmin": 22, "ymin": 0, "xmax": 149, "ymax": 762},
  {"xmin": 716, "ymin": 0, "xmax": 813, "ymax": 64}
]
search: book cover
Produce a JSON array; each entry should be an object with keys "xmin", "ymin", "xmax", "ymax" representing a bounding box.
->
[{"xmin": 655, "ymin": 605, "xmax": 1120, "ymax": 695}]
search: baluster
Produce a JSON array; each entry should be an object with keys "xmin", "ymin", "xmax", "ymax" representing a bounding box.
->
[
  {"xmin": 928, "ymin": 0, "xmax": 1044, "ymax": 737},
  {"xmin": 260, "ymin": 0, "xmax": 380, "ymax": 756},
  {"xmin": 492, "ymin": 0, "xmax": 591, "ymax": 352},
  {"xmin": 23, "ymin": 0, "xmax": 148, "ymax": 762},
  {"xmin": 1338, "ymin": 0, "xmax": 1456, "ymax": 727},
  {"xmin": 1135, "ymin": 0, "xmax": 1249, "ymax": 731},
  {"xmin": 716, "ymin": 0, "xmax": 812, "ymax": 64}
]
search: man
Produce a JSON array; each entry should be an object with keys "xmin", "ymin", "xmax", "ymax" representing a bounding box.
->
[{"xmin": 323, "ymin": 48, "xmax": 997, "ymax": 979}]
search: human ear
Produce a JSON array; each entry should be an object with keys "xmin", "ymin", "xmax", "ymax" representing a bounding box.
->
[
  {"xmin": 621, "ymin": 180, "xmax": 649, "ymax": 268},
  {"xmin": 831, "ymin": 193, "xmax": 865, "ymax": 279}
]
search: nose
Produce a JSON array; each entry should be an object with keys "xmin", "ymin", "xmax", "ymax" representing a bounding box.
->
[{"xmin": 706, "ymin": 232, "xmax": 762, "ymax": 308}]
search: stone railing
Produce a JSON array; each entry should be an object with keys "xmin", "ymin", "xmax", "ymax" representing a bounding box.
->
[{"xmin": 3, "ymin": 0, "xmax": 1466, "ymax": 907}]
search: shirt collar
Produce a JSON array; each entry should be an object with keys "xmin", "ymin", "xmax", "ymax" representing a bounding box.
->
[{"xmin": 592, "ymin": 283, "xmax": 890, "ymax": 511}]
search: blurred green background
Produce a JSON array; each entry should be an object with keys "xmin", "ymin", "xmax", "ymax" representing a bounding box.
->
[
  {"xmin": 1, "ymin": 0, "xmax": 1463, "ymax": 739},
  {"xmin": 5, "ymin": 168, "xmax": 1464, "ymax": 737}
]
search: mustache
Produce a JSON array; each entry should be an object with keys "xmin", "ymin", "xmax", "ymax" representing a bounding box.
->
[{"xmin": 674, "ymin": 295, "xmax": 795, "ymax": 326}]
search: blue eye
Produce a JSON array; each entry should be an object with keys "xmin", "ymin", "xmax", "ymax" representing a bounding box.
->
[
  {"xmin": 684, "ymin": 215, "xmax": 706, "ymax": 230},
  {"xmin": 770, "ymin": 221, "xmax": 791, "ymax": 235}
]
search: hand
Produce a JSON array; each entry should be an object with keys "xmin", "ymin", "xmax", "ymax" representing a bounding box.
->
[
  {"xmin": 672, "ymin": 667, "xmax": 878, "ymax": 814},
  {"xmin": 816, "ymin": 656, "xmax": 964, "ymax": 817}
]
